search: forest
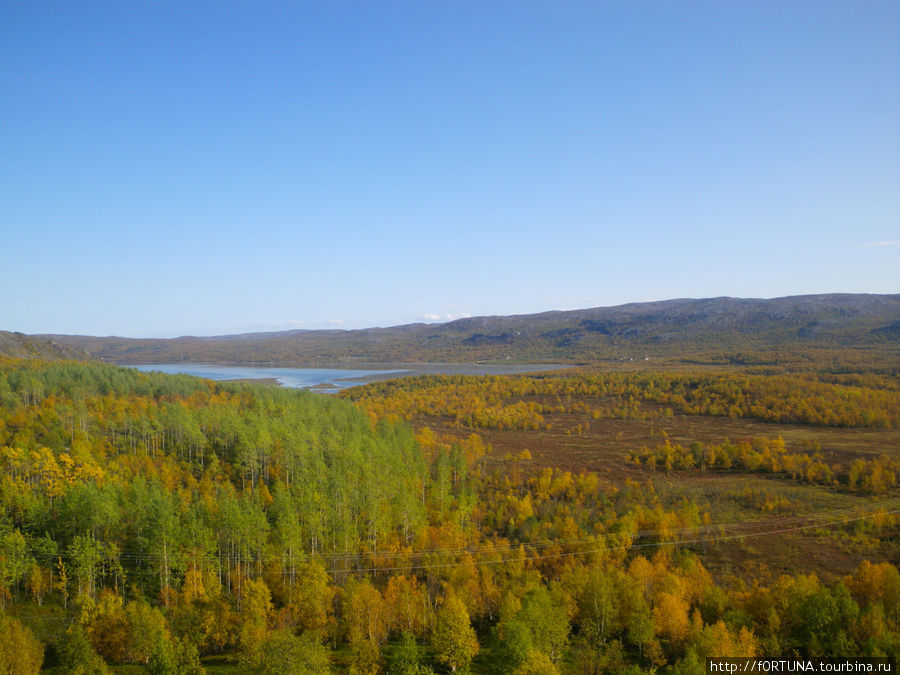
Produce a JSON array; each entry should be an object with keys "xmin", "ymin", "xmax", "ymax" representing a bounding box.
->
[{"xmin": 0, "ymin": 357, "xmax": 897, "ymax": 673}]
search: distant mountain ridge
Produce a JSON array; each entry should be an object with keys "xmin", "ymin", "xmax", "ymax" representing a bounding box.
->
[{"xmin": 30, "ymin": 293, "xmax": 900, "ymax": 366}]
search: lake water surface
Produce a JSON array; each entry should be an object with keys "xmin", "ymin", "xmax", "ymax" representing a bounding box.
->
[
  {"xmin": 130, "ymin": 364, "xmax": 408, "ymax": 390},
  {"xmin": 130, "ymin": 362, "xmax": 567, "ymax": 391}
]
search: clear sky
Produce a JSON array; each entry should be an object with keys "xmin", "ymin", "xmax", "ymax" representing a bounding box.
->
[{"xmin": 2, "ymin": 1, "xmax": 898, "ymax": 337}]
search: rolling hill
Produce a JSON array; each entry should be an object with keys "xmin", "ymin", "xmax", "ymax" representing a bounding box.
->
[
  {"xmin": 32, "ymin": 293, "xmax": 900, "ymax": 367},
  {"xmin": 0, "ymin": 330, "xmax": 91, "ymax": 361}
]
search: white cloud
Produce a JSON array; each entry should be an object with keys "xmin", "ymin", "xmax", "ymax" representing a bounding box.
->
[
  {"xmin": 420, "ymin": 313, "xmax": 472, "ymax": 323},
  {"xmin": 858, "ymin": 240, "xmax": 900, "ymax": 247}
]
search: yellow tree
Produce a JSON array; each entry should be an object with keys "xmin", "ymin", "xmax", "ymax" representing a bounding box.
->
[
  {"xmin": 432, "ymin": 590, "xmax": 478, "ymax": 673},
  {"xmin": 26, "ymin": 562, "xmax": 49, "ymax": 606},
  {"xmin": 286, "ymin": 560, "xmax": 334, "ymax": 637},
  {"xmin": 239, "ymin": 577, "xmax": 274, "ymax": 659},
  {"xmin": 653, "ymin": 591, "xmax": 691, "ymax": 643},
  {"xmin": 342, "ymin": 577, "xmax": 387, "ymax": 673},
  {"xmin": 384, "ymin": 575, "xmax": 428, "ymax": 639},
  {"xmin": 0, "ymin": 612, "xmax": 44, "ymax": 674}
]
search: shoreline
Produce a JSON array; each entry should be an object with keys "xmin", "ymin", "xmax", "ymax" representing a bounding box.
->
[
  {"xmin": 327, "ymin": 361, "xmax": 571, "ymax": 386},
  {"xmin": 125, "ymin": 361, "xmax": 572, "ymax": 391}
]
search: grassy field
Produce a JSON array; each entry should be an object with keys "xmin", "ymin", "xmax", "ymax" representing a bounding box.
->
[{"xmin": 398, "ymin": 388, "xmax": 899, "ymax": 583}]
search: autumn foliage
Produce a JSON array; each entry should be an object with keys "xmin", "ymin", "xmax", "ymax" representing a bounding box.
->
[{"xmin": 0, "ymin": 358, "xmax": 897, "ymax": 672}]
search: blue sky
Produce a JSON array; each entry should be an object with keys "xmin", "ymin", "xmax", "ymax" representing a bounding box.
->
[{"xmin": 2, "ymin": 1, "xmax": 898, "ymax": 337}]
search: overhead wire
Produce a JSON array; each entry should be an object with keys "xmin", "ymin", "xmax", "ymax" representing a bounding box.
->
[
  {"xmin": 324, "ymin": 503, "xmax": 900, "ymax": 574},
  {"xmin": 24, "ymin": 499, "xmax": 898, "ymax": 572}
]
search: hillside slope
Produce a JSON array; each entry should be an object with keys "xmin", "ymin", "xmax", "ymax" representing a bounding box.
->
[
  {"xmin": 0, "ymin": 330, "xmax": 91, "ymax": 360},
  {"xmin": 38, "ymin": 294, "xmax": 900, "ymax": 366}
]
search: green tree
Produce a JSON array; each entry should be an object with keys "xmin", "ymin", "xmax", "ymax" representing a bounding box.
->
[
  {"xmin": 250, "ymin": 630, "xmax": 331, "ymax": 675},
  {"xmin": 123, "ymin": 599, "xmax": 169, "ymax": 665},
  {"xmin": 0, "ymin": 528, "xmax": 27, "ymax": 607},
  {"xmin": 497, "ymin": 587, "xmax": 570, "ymax": 665},
  {"xmin": 147, "ymin": 634, "xmax": 203, "ymax": 675},
  {"xmin": 578, "ymin": 568, "xmax": 623, "ymax": 645},
  {"xmin": 56, "ymin": 624, "xmax": 109, "ymax": 675},
  {"xmin": 432, "ymin": 591, "xmax": 478, "ymax": 673},
  {"xmin": 68, "ymin": 534, "xmax": 103, "ymax": 601},
  {"xmin": 387, "ymin": 632, "xmax": 426, "ymax": 675}
]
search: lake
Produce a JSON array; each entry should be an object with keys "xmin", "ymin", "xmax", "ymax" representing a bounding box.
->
[{"xmin": 129, "ymin": 362, "xmax": 567, "ymax": 391}]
